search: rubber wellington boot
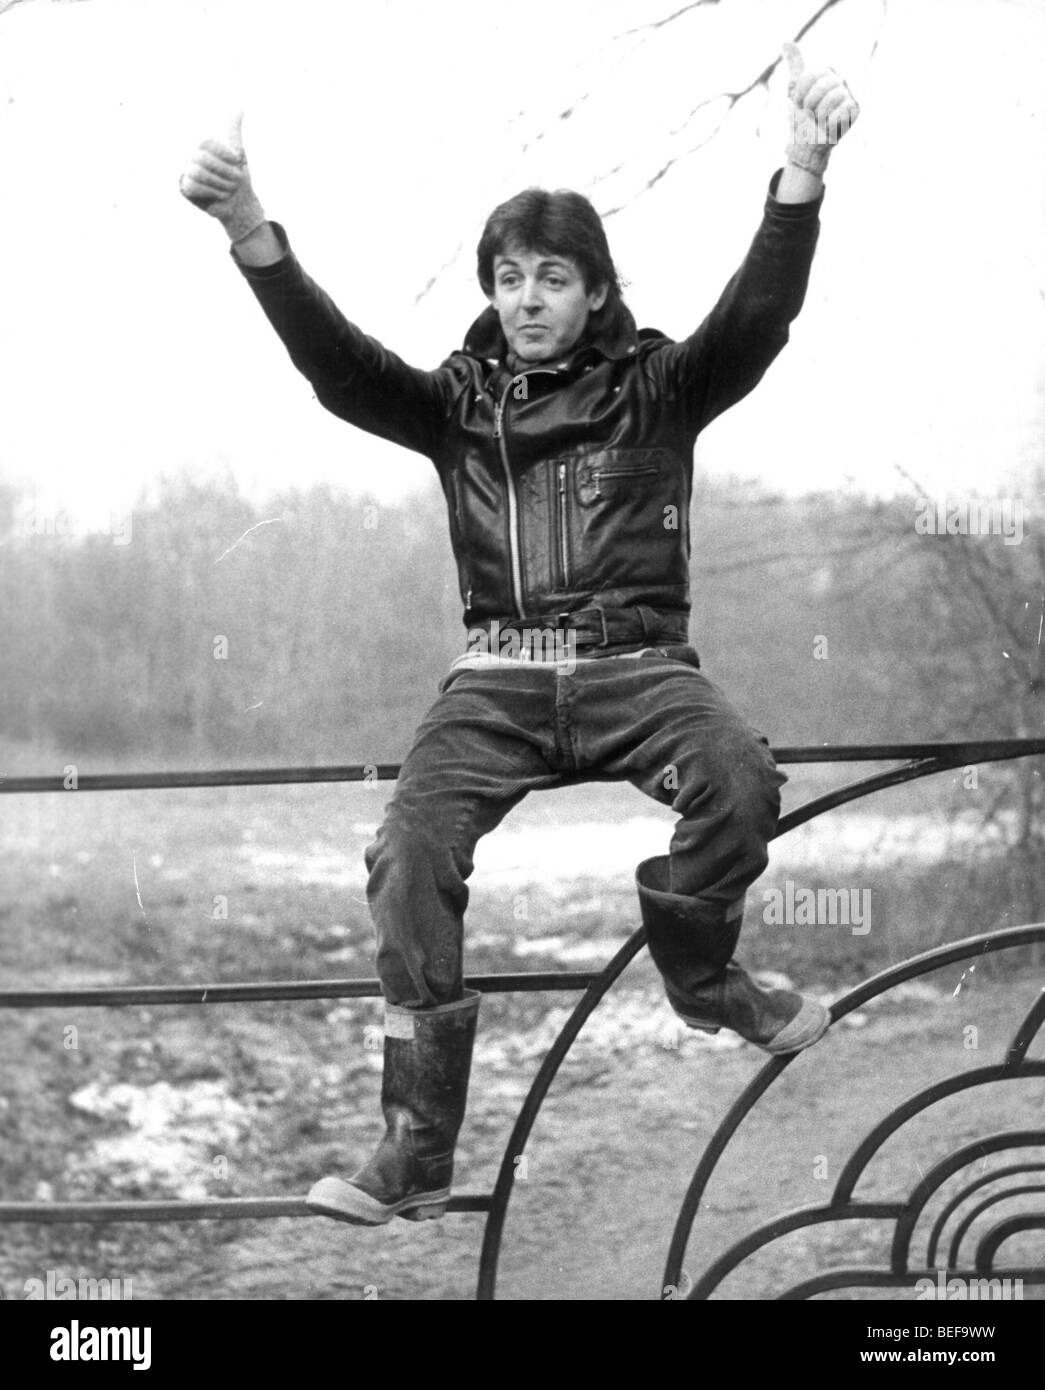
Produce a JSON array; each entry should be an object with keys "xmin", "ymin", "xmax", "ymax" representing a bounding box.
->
[
  {"xmin": 636, "ymin": 856, "xmax": 829, "ymax": 1056},
  {"xmin": 306, "ymin": 989, "xmax": 480, "ymax": 1225}
]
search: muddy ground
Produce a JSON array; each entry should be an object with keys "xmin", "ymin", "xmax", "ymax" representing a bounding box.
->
[{"xmin": 2, "ymin": 778, "xmax": 1042, "ymax": 1301}]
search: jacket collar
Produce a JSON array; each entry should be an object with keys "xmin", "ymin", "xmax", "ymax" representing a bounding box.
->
[{"xmin": 461, "ymin": 300, "xmax": 640, "ymax": 367}]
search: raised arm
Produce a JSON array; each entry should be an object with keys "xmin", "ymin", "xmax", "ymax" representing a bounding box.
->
[
  {"xmin": 178, "ymin": 117, "xmax": 456, "ymax": 458},
  {"xmin": 648, "ymin": 43, "xmax": 860, "ymax": 441}
]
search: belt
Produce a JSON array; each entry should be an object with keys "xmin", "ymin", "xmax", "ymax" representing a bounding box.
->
[{"xmin": 496, "ymin": 605, "xmax": 689, "ymax": 651}]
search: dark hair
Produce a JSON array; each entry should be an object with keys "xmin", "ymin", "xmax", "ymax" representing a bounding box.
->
[{"xmin": 476, "ymin": 188, "xmax": 622, "ymax": 317}]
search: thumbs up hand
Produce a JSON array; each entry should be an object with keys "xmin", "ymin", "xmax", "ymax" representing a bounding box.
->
[
  {"xmin": 781, "ymin": 42, "xmax": 860, "ymax": 176},
  {"xmin": 179, "ymin": 112, "xmax": 267, "ymax": 244}
]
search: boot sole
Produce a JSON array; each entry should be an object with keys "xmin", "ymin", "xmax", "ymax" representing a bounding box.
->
[
  {"xmin": 677, "ymin": 999, "xmax": 831, "ymax": 1055},
  {"xmin": 762, "ymin": 999, "xmax": 831, "ymax": 1055},
  {"xmin": 305, "ymin": 1176, "xmax": 450, "ymax": 1226}
]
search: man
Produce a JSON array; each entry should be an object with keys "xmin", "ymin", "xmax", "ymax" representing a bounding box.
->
[{"xmin": 180, "ymin": 42, "xmax": 860, "ymax": 1226}]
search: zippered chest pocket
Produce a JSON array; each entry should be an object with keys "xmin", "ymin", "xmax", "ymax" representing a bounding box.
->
[
  {"xmin": 577, "ymin": 448, "xmax": 672, "ymax": 504},
  {"xmin": 562, "ymin": 446, "xmax": 687, "ymax": 591}
]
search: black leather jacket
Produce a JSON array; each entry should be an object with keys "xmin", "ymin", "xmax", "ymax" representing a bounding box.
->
[{"xmin": 235, "ymin": 170, "xmax": 823, "ymax": 653}]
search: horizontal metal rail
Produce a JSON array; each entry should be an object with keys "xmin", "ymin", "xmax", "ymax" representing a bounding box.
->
[
  {"xmin": 0, "ymin": 972, "xmax": 598, "ymax": 1010},
  {"xmin": 2, "ymin": 739, "xmax": 1044, "ymax": 794},
  {"xmin": 0, "ymin": 1195, "xmax": 492, "ymax": 1224}
]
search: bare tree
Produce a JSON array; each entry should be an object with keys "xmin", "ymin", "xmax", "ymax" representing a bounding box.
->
[{"xmin": 876, "ymin": 466, "xmax": 1045, "ymax": 942}]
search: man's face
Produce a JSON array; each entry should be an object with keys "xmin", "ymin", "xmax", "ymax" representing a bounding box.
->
[{"xmin": 488, "ymin": 246, "xmax": 608, "ymax": 364}]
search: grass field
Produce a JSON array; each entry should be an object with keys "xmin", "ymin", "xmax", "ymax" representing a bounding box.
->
[{"xmin": 1, "ymin": 764, "xmax": 1042, "ymax": 1300}]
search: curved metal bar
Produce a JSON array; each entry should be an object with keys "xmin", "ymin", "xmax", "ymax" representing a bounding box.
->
[
  {"xmin": 0, "ymin": 971, "xmax": 598, "ymax": 1010},
  {"xmin": 662, "ymin": 930, "xmax": 1045, "ymax": 1292},
  {"xmin": 822, "ymin": 926, "xmax": 1045, "ymax": 1025},
  {"xmin": 778, "ymin": 743, "xmax": 1044, "ymax": 836},
  {"xmin": 684, "ymin": 1203, "xmax": 901, "ymax": 1301},
  {"xmin": 0, "ymin": 1193, "xmax": 492, "ymax": 1224},
  {"xmin": 686, "ymin": 1134, "xmax": 1045, "ymax": 1299},
  {"xmin": 974, "ymin": 1215, "xmax": 1045, "ymax": 1274},
  {"xmin": 662, "ymin": 1052, "xmax": 806, "ymax": 1294},
  {"xmin": 926, "ymin": 1163, "xmax": 1045, "ymax": 1266},
  {"xmin": 777, "ymin": 758, "xmax": 947, "ymax": 837},
  {"xmin": 947, "ymin": 1185, "xmax": 1045, "ymax": 1269},
  {"xmin": 1005, "ymin": 990, "xmax": 1045, "ymax": 1072},
  {"xmin": 840, "ymin": 1088, "xmax": 1045, "ymax": 1213},
  {"xmin": 474, "ymin": 930, "xmax": 647, "ymax": 1301},
  {"xmin": 891, "ymin": 1134, "xmax": 1045, "ymax": 1273},
  {"xmin": 689, "ymin": 1161, "xmax": 1045, "ymax": 1297}
]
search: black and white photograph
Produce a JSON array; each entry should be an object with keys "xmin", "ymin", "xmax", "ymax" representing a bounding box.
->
[{"xmin": 1, "ymin": 0, "xmax": 1043, "ymax": 1329}]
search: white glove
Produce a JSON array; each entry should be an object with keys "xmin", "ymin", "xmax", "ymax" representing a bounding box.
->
[
  {"xmin": 782, "ymin": 42, "xmax": 860, "ymax": 176},
  {"xmin": 179, "ymin": 113, "xmax": 267, "ymax": 243}
]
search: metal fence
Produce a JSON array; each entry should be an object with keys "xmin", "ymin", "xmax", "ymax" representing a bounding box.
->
[{"xmin": 3, "ymin": 738, "xmax": 1044, "ymax": 1299}]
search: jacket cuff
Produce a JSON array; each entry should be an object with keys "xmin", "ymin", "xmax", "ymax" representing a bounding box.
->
[
  {"xmin": 765, "ymin": 167, "xmax": 825, "ymax": 217},
  {"xmin": 229, "ymin": 221, "xmax": 294, "ymax": 278}
]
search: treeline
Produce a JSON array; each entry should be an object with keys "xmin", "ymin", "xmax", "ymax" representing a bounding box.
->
[
  {"xmin": 0, "ymin": 476, "xmax": 461, "ymax": 765},
  {"xmin": 0, "ymin": 474, "xmax": 1041, "ymax": 768}
]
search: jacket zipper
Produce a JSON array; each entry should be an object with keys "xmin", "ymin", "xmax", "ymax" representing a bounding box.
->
[
  {"xmin": 451, "ymin": 472, "xmax": 465, "ymax": 531},
  {"xmin": 557, "ymin": 462, "xmax": 571, "ymax": 587},
  {"xmin": 451, "ymin": 474, "xmax": 474, "ymax": 612},
  {"xmin": 493, "ymin": 388, "xmax": 524, "ymax": 619},
  {"xmin": 493, "ymin": 367, "xmax": 560, "ymax": 618},
  {"xmin": 592, "ymin": 462, "xmax": 661, "ymax": 499}
]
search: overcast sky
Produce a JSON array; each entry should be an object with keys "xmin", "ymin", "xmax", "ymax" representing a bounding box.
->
[{"xmin": 0, "ymin": 0, "xmax": 1042, "ymax": 529}]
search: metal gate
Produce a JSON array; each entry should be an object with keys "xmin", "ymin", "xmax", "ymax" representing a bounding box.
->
[{"xmin": 3, "ymin": 738, "xmax": 1043, "ymax": 1299}]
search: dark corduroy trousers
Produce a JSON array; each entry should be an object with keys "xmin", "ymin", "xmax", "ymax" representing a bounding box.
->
[{"xmin": 364, "ymin": 647, "xmax": 786, "ymax": 1008}]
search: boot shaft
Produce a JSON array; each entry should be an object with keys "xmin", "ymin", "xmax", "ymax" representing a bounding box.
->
[
  {"xmin": 381, "ymin": 989, "xmax": 480, "ymax": 1157},
  {"xmin": 636, "ymin": 854, "xmax": 743, "ymax": 992}
]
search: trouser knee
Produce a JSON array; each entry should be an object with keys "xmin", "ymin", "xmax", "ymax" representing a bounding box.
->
[
  {"xmin": 364, "ymin": 815, "xmax": 468, "ymax": 1009},
  {"xmin": 668, "ymin": 734, "xmax": 785, "ymax": 900}
]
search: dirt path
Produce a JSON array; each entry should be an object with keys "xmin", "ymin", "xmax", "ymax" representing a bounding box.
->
[{"xmin": 467, "ymin": 972, "xmax": 1043, "ymax": 1300}]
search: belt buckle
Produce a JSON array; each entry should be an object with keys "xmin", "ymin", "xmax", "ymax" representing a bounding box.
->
[
  {"xmin": 557, "ymin": 606, "xmax": 610, "ymax": 648},
  {"xmin": 591, "ymin": 604, "xmax": 611, "ymax": 647}
]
